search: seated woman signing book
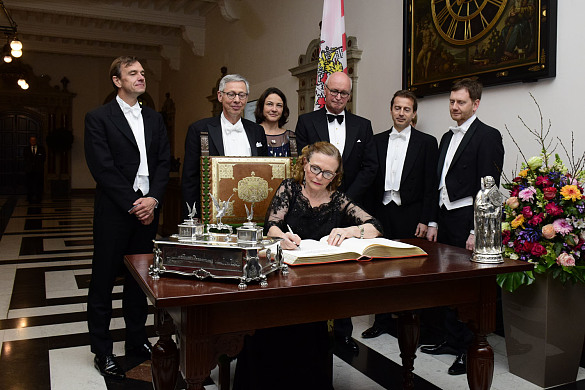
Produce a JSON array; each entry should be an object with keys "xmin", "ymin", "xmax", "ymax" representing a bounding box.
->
[{"xmin": 233, "ymin": 141, "xmax": 382, "ymax": 390}]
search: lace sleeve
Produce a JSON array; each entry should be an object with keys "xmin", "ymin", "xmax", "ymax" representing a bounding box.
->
[
  {"xmin": 338, "ymin": 193, "xmax": 384, "ymax": 236},
  {"xmin": 263, "ymin": 179, "xmax": 295, "ymax": 234}
]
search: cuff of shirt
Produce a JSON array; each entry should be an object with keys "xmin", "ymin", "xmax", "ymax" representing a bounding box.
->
[{"xmin": 428, "ymin": 222, "xmax": 438, "ymax": 228}]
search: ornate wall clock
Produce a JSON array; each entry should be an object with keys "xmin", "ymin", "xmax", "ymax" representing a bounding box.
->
[{"xmin": 403, "ymin": 0, "xmax": 557, "ymax": 96}]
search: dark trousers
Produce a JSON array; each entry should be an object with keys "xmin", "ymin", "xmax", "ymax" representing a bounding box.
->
[
  {"xmin": 431, "ymin": 205, "xmax": 475, "ymax": 353},
  {"xmin": 26, "ymin": 171, "xmax": 44, "ymax": 202},
  {"xmin": 87, "ymin": 194, "xmax": 158, "ymax": 357}
]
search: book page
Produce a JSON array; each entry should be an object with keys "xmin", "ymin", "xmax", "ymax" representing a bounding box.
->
[
  {"xmin": 282, "ymin": 239, "xmax": 348, "ymax": 258},
  {"xmin": 318, "ymin": 236, "xmax": 421, "ymax": 254}
]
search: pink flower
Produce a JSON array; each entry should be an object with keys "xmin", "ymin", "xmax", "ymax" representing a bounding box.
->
[
  {"xmin": 522, "ymin": 206, "xmax": 533, "ymax": 219},
  {"xmin": 553, "ymin": 218, "xmax": 573, "ymax": 235},
  {"xmin": 557, "ymin": 253, "xmax": 576, "ymax": 267},
  {"xmin": 545, "ymin": 203, "xmax": 563, "ymax": 217},
  {"xmin": 529, "ymin": 213, "xmax": 545, "ymax": 226},
  {"xmin": 542, "ymin": 224, "xmax": 556, "ymax": 239},
  {"xmin": 519, "ymin": 187, "xmax": 537, "ymax": 201},
  {"xmin": 506, "ymin": 197, "xmax": 520, "ymax": 209}
]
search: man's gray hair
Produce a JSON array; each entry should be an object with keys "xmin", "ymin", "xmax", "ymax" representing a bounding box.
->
[{"xmin": 219, "ymin": 74, "xmax": 250, "ymax": 93}]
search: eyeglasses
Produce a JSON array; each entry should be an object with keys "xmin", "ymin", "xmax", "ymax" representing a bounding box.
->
[
  {"xmin": 325, "ymin": 85, "xmax": 350, "ymax": 99},
  {"xmin": 221, "ymin": 91, "xmax": 249, "ymax": 100},
  {"xmin": 308, "ymin": 162, "xmax": 336, "ymax": 180}
]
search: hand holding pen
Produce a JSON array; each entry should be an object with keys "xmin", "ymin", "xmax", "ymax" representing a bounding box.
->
[{"xmin": 281, "ymin": 224, "xmax": 301, "ymax": 249}]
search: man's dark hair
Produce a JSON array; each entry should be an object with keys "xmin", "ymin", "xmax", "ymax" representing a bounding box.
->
[
  {"xmin": 390, "ymin": 90, "xmax": 418, "ymax": 112},
  {"xmin": 109, "ymin": 56, "xmax": 140, "ymax": 90},
  {"xmin": 452, "ymin": 78, "xmax": 483, "ymax": 101},
  {"xmin": 254, "ymin": 87, "xmax": 290, "ymax": 128}
]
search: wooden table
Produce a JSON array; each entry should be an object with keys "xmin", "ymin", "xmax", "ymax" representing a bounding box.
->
[{"xmin": 125, "ymin": 240, "xmax": 532, "ymax": 390}]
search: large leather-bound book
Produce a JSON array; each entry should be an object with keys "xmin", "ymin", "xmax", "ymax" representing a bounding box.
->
[{"xmin": 200, "ymin": 156, "xmax": 295, "ymax": 225}]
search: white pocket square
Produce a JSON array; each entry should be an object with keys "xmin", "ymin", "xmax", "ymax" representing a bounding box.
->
[
  {"xmin": 357, "ymin": 139, "xmax": 362, "ymax": 143},
  {"xmin": 256, "ymin": 142, "xmax": 263, "ymax": 147}
]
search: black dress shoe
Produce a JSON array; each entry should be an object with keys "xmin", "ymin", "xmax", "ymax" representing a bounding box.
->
[
  {"xmin": 361, "ymin": 326, "xmax": 387, "ymax": 339},
  {"xmin": 94, "ymin": 354, "xmax": 125, "ymax": 379},
  {"xmin": 125, "ymin": 342, "xmax": 153, "ymax": 360},
  {"xmin": 448, "ymin": 353, "xmax": 467, "ymax": 375},
  {"xmin": 337, "ymin": 336, "xmax": 359, "ymax": 353},
  {"xmin": 419, "ymin": 341, "xmax": 459, "ymax": 356}
]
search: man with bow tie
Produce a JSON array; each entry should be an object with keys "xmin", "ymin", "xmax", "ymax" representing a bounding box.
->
[
  {"xmin": 361, "ymin": 90, "xmax": 438, "ymax": 340},
  {"xmin": 295, "ymin": 71, "xmax": 377, "ymax": 354},
  {"xmin": 420, "ymin": 78, "xmax": 504, "ymax": 376},
  {"xmin": 182, "ymin": 74, "xmax": 268, "ymax": 218},
  {"xmin": 84, "ymin": 56, "xmax": 171, "ymax": 379}
]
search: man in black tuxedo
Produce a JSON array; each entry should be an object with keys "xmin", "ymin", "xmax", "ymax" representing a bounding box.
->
[
  {"xmin": 421, "ymin": 78, "xmax": 504, "ymax": 375},
  {"xmin": 361, "ymin": 90, "xmax": 438, "ymax": 339},
  {"xmin": 182, "ymin": 74, "xmax": 268, "ymax": 217},
  {"xmin": 84, "ymin": 56, "xmax": 170, "ymax": 379},
  {"xmin": 24, "ymin": 135, "xmax": 46, "ymax": 203},
  {"xmin": 295, "ymin": 71, "xmax": 377, "ymax": 353}
]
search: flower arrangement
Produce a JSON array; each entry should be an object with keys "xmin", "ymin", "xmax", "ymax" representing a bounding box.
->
[{"xmin": 498, "ymin": 95, "xmax": 585, "ymax": 292}]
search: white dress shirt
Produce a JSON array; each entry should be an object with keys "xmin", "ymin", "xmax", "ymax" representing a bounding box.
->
[
  {"xmin": 438, "ymin": 115, "xmax": 477, "ymax": 210},
  {"xmin": 383, "ymin": 126, "xmax": 411, "ymax": 206},
  {"xmin": 116, "ymin": 95, "xmax": 149, "ymax": 196},
  {"xmin": 221, "ymin": 113, "xmax": 251, "ymax": 156},
  {"xmin": 326, "ymin": 109, "xmax": 346, "ymax": 155}
]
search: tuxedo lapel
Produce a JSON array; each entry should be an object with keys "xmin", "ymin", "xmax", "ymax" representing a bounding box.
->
[
  {"xmin": 343, "ymin": 111, "xmax": 357, "ymax": 160},
  {"xmin": 141, "ymin": 108, "xmax": 153, "ymax": 151},
  {"xmin": 108, "ymin": 100, "xmax": 137, "ymax": 148},
  {"xmin": 207, "ymin": 117, "xmax": 224, "ymax": 155},
  {"xmin": 401, "ymin": 129, "xmax": 421, "ymax": 183},
  {"xmin": 377, "ymin": 130, "xmax": 390, "ymax": 180},
  {"xmin": 437, "ymin": 131, "xmax": 452, "ymax": 178},
  {"xmin": 243, "ymin": 120, "xmax": 258, "ymax": 156},
  {"xmin": 451, "ymin": 119, "xmax": 478, "ymax": 167},
  {"xmin": 312, "ymin": 108, "xmax": 330, "ymax": 142}
]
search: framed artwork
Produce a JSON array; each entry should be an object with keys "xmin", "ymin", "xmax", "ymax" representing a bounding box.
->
[
  {"xmin": 199, "ymin": 156, "xmax": 295, "ymax": 225},
  {"xmin": 403, "ymin": 0, "xmax": 557, "ymax": 96}
]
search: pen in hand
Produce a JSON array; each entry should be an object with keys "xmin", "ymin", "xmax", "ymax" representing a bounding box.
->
[{"xmin": 286, "ymin": 224, "xmax": 300, "ymax": 247}]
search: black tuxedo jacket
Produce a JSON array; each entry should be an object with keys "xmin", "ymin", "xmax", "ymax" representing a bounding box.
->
[
  {"xmin": 24, "ymin": 144, "xmax": 46, "ymax": 173},
  {"xmin": 295, "ymin": 108, "xmax": 377, "ymax": 203},
  {"xmin": 84, "ymin": 99, "xmax": 171, "ymax": 213},
  {"xmin": 373, "ymin": 127, "xmax": 439, "ymax": 225},
  {"xmin": 437, "ymin": 118, "xmax": 504, "ymax": 232},
  {"xmin": 181, "ymin": 115, "xmax": 268, "ymax": 217}
]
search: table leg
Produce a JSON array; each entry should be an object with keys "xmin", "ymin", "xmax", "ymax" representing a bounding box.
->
[
  {"xmin": 467, "ymin": 331, "xmax": 494, "ymax": 390},
  {"xmin": 396, "ymin": 311, "xmax": 420, "ymax": 390},
  {"xmin": 151, "ymin": 309, "xmax": 179, "ymax": 390}
]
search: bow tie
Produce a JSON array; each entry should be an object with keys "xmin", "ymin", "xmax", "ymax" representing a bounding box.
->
[
  {"xmin": 123, "ymin": 105, "xmax": 142, "ymax": 119},
  {"xmin": 327, "ymin": 114, "xmax": 344, "ymax": 124},
  {"xmin": 225, "ymin": 125, "xmax": 243, "ymax": 135},
  {"xmin": 449, "ymin": 126, "xmax": 466, "ymax": 135},
  {"xmin": 389, "ymin": 132, "xmax": 406, "ymax": 141}
]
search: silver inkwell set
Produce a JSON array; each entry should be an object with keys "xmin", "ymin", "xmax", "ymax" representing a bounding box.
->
[{"xmin": 148, "ymin": 194, "xmax": 288, "ymax": 289}]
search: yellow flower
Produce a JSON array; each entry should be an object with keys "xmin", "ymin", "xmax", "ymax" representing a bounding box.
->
[
  {"xmin": 560, "ymin": 185, "xmax": 582, "ymax": 201},
  {"xmin": 519, "ymin": 169, "xmax": 529, "ymax": 177},
  {"xmin": 511, "ymin": 215, "xmax": 525, "ymax": 229}
]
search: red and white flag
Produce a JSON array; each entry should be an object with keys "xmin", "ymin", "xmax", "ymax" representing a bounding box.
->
[{"xmin": 314, "ymin": 0, "xmax": 347, "ymax": 110}]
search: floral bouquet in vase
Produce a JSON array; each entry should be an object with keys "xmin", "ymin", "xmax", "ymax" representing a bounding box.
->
[{"xmin": 498, "ymin": 95, "xmax": 585, "ymax": 292}]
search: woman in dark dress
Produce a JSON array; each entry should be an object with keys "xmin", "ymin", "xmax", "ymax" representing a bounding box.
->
[
  {"xmin": 233, "ymin": 142, "xmax": 382, "ymax": 390},
  {"xmin": 255, "ymin": 87, "xmax": 296, "ymax": 157}
]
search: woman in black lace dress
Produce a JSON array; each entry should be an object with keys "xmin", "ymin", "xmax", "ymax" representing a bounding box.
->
[{"xmin": 233, "ymin": 142, "xmax": 382, "ymax": 390}]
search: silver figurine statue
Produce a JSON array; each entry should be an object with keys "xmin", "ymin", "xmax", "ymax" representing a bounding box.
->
[
  {"xmin": 472, "ymin": 176, "xmax": 504, "ymax": 263},
  {"xmin": 244, "ymin": 203, "xmax": 254, "ymax": 224}
]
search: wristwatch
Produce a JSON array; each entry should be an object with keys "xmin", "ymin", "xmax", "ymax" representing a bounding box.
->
[{"xmin": 359, "ymin": 225, "xmax": 365, "ymax": 239}]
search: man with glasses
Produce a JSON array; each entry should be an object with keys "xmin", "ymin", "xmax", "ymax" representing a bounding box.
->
[
  {"xmin": 295, "ymin": 71, "xmax": 377, "ymax": 354},
  {"xmin": 182, "ymin": 74, "xmax": 268, "ymax": 217}
]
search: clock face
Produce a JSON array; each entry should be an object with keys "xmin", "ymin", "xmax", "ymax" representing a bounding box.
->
[{"xmin": 431, "ymin": 0, "xmax": 508, "ymax": 45}]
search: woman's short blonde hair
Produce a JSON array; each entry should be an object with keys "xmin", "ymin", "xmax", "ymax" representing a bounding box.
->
[{"xmin": 293, "ymin": 141, "xmax": 343, "ymax": 191}]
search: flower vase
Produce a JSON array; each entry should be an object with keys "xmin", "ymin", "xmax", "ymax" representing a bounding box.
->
[{"xmin": 502, "ymin": 273, "xmax": 585, "ymax": 388}]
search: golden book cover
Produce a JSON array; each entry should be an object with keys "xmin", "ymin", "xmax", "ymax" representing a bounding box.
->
[
  {"xmin": 282, "ymin": 237, "xmax": 427, "ymax": 266},
  {"xmin": 200, "ymin": 156, "xmax": 295, "ymax": 225}
]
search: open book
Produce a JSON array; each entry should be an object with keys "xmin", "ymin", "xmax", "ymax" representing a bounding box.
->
[{"xmin": 282, "ymin": 237, "xmax": 427, "ymax": 266}]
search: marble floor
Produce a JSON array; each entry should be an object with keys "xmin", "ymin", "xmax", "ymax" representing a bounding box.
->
[{"xmin": 1, "ymin": 195, "xmax": 585, "ymax": 389}]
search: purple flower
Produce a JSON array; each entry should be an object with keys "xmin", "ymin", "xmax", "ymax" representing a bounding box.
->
[
  {"xmin": 519, "ymin": 186, "xmax": 537, "ymax": 202},
  {"xmin": 518, "ymin": 227, "xmax": 541, "ymax": 242},
  {"xmin": 553, "ymin": 218, "xmax": 573, "ymax": 235}
]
